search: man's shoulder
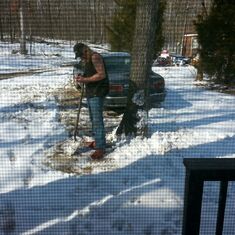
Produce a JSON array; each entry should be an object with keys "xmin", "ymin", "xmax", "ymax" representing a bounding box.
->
[
  {"xmin": 91, "ymin": 52, "xmax": 104, "ymax": 64},
  {"xmin": 92, "ymin": 52, "xmax": 102, "ymax": 59}
]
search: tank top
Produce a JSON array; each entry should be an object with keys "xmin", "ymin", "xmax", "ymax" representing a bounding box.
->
[{"xmin": 84, "ymin": 53, "xmax": 109, "ymax": 98}]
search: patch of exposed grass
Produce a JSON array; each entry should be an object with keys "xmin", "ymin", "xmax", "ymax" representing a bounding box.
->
[
  {"xmin": 47, "ymin": 80, "xmax": 119, "ymax": 174},
  {"xmin": 45, "ymin": 152, "xmax": 80, "ymax": 174},
  {"xmin": 46, "ymin": 82, "xmax": 85, "ymax": 173},
  {"xmin": 53, "ymin": 82, "xmax": 84, "ymax": 135}
]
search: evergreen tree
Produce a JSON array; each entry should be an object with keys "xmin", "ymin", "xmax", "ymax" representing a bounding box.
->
[
  {"xmin": 106, "ymin": 0, "xmax": 166, "ymax": 55},
  {"xmin": 195, "ymin": 0, "xmax": 235, "ymax": 84}
]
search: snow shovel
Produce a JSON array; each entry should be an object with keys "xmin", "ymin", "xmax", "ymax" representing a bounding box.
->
[{"xmin": 74, "ymin": 83, "xmax": 85, "ymax": 141}]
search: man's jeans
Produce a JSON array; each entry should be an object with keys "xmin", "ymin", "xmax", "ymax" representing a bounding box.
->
[{"xmin": 87, "ymin": 96, "xmax": 106, "ymax": 150}]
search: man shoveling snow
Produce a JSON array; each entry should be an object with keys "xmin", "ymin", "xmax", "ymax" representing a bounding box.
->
[{"xmin": 73, "ymin": 43, "xmax": 109, "ymax": 160}]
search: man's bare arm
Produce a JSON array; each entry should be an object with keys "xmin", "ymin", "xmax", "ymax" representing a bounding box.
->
[{"xmin": 75, "ymin": 53, "xmax": 105, "ymax": 83}]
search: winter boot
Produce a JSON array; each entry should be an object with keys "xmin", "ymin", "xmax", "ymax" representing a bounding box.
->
[{"xmin": 90, "ymin": 149, "xmax": 105, "ymax": 160}]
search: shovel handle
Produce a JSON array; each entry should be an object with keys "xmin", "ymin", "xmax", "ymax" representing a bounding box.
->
[{"xmin": 74, "ymin": 84, "xmax": 85, "ymax": 141}]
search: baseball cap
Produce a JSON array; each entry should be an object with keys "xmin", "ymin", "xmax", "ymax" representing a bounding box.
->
[{"xmin": 73, "ymin": 42, "xmax": 86, "ymax": 59}]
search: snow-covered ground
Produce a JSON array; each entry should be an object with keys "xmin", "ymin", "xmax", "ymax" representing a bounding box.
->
[{"xmin": 0, "ymin": 41, "xmax": 235, "ymax": 234}]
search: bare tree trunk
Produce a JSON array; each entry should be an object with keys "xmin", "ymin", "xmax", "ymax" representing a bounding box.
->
[
  {"xmin": 47, "ymin": 0, "xmax": 53, "ymax": 38},
  {"xmin": 19, "ymin": 0, "xmax": 27, "ymax": 54},
  {"xmin": 172, "ymin": 3, "xmax": 179, "ymax": 53},
  {"xmin": 0, "ymin": 15, "xmax": 3, "ymax": 41},
  {"xmin": 55, "ymin": 0, "xmax": 63, "ymax": 38},
  {"xmin": 92, "ymin": 0, "xmax": 98, "ymax": 42},
  {"xmin": 116, "ymin": 0, "xmax": 158, "ymax": 137},
  {"xmin": 181, "ymin": 0, "xmax": 189, "ymax": 56},
  {"xmin": 8, "ymin": 1, "xmax": 14, "ymax": 43}
]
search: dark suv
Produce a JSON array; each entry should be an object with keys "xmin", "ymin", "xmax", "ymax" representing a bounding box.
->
[{"xmin": 102, "ymin": 52, "xmax": 166, "ymax": 108}]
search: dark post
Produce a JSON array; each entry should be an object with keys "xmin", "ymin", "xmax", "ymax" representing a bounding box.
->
[
  {"xmin": 216, "ymin": 181, "xmax": 228, "ymax": 235},
  {"xmin": 182, "ymin": 169, "xmax": 204, "ymax": 235},
  {"xmin": 182, "ymin": 158, "xmax": 235, "ymax": 235}
]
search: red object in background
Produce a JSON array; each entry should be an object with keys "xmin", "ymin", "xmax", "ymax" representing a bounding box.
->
[
  {"xmin": 109, "ymin": 84, "xmax": 124, "ymax": 93},
  {"xmin": 160, "ymin": 49, "xmax": 170, "ymax": 58}
]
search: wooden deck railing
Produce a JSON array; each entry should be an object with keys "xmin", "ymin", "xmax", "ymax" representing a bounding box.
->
[{"xmin": 182, "ymin": 158, "xmax": 235, "ymax": 235}]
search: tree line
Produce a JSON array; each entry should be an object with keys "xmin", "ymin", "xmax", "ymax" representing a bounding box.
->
[
  {"xmin": 0, "ymin": 0, "xmax": 208, "ymax": 49},
  {"xmin": 0, "ymin": 0, "xmax": 116, "ymax": 43}
]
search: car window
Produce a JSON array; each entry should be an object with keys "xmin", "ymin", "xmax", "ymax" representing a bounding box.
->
[{"xmin": 104, "ymin": 56, "xmax": 131, "ymax": 73}]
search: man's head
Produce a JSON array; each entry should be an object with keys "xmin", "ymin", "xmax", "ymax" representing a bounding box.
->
[{"xmin": 73, "ymin": 42, "xmax": 89, "ymax": 59}]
